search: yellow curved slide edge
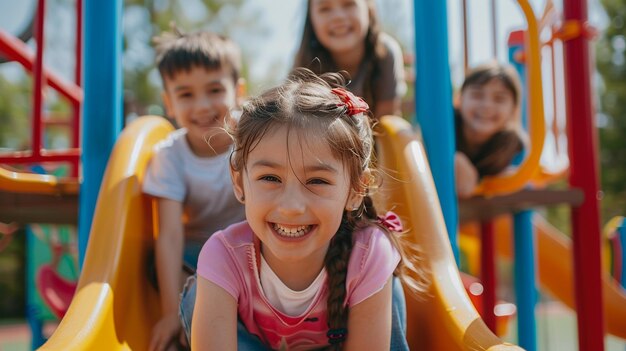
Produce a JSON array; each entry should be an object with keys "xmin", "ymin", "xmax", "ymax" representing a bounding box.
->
[
  {"xmin": 0, "ymin": 166, "xmax": 79, "ymax": 195},
  {"xmin": 474, "ymin": 0, "xmax": 546, "ymax": 197},
  {"xmin": 376, "ymin": 116, "xmax": 522, "ymax": 350},
  {"xmin": 40, "ymin": 116, "xmax": 173, "ymax": 351},
  {"xmin": 534, "ymin": 215, "xmax": 626, "ymax": 340}
]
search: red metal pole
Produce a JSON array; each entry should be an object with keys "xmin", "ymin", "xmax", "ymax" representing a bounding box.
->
[
  {"xmin": 563, "ymin": 1, "xmax": 605, "ymax": 350},
  {"xmin": 480, "ymin": 220, "xmax": 497, "ymax": 332},
  {"xmin": 0, "ymin": 32, "xmax": 82, "ymax": 103},
  {"xmin": 72, "ymin": 0, "xmax": 83, "ymax": 177},
  {"xmin": 461, "ymin": 0, "xmax": 469, "ymax": 73},
  {"xmin": 490, "ymin": 0, "xmax": 498, "ymax": 58},
  {"xmin": 32, "ymin": 0, "xmax": 46, "ymax": 157},
  {"xmin": 74, "ymin": 0, "xmax": 82, "ymax": 89},
  {"xmin": 0, "ymin": 150, "xmax": 81, "ymax": 164}
]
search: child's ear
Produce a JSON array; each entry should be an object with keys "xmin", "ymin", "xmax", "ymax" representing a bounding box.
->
[
  {"xmin": 345, "ymin": 190, "xmax": 364, "ymax": 212},
  {"xmin": 452, "ymin": 90, "xmax": 461, "ymax": 109},
  {"xmin": 161, "ymin": 91, "xmax": 174, "ymax": 118},
  {"xmin": 236, "ymin": 78, "xmax": 247, "ymax": 107},
  {"xmin": 230, "ymin": 166, "xmax": 246, "ymax": 204},
  {"xmin": 345, "ymin": 170, "xmax": 371, "ymax": 211}
]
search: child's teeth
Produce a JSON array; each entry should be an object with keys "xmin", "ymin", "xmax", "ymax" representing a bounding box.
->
[{"xmin": 273, "ymin": 224, "xmax": 310, "ymax": 238}]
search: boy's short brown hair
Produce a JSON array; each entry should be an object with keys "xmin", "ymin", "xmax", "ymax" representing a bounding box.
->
[{"xmin": 154, "ymin": 28, "xmax": 242, "ymax": 85}]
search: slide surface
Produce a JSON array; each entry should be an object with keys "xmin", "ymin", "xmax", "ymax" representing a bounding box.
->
[
  {"xmin": 40, "ymin": 116, "xmax": 172, "ymax": 351},
  {"xmin": 40, "ymin": 115, "xmax": 521, "ymax": 350},
  {"xmin": 375, "ymin": 116, "xmax": 520, "ymax": 350}
]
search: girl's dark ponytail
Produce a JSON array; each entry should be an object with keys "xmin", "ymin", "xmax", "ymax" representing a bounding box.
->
[
  {"xmin": 361, "ymin": 194, "xmax": 378, "ymax": 221},
  {"xmin": 324, "ymin": 214, "xmax": 355, "ymax": 349},
  {"xmin": 323, "ymin": 194, "xmax": 379, "ymax": 349}
]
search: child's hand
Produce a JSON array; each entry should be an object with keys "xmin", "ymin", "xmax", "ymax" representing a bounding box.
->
[
  {"xmin": 149, "ymin": 313, "xmax": 182, "ymax": 351},
  {"xmin": 454, "ymin": 152, "xmax": 479, "ymax": 198}
]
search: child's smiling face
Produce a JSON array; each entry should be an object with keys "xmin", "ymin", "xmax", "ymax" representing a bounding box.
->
[
  {"xmin": 460, "ymin": 77, "xmax": 518, "ymax": 145},
  {"xmin": 162, "ymin": 66, "xmax": 239, "ymax": 156},
  {"xmin": 309, "ymin": 0, "xmax": 370, "ymax": 56},
  {"xmin": 232, "ymin": 125, "xmax": 361, "ymax": 271}
]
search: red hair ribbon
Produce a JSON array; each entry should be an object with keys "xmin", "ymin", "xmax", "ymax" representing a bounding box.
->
[
  {"xmin": 377, "ymin": 211, "xmax": 403, "ymax": 232},
  {"xmin": 331, "ymin": 88, "xmax": 369, "ymax": 116}
]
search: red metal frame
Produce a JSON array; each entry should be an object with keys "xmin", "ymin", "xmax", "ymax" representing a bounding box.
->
[
  {"xmin": 461, "ymin": 0, "xmax": 469, "ymax": 72},
  {"xmin": 490, "ymin": 0, "xmax": 498, "ymax": 58},
  {"xmin": 0, "ymin": 0, "xmax": 82, "ymax": 177},
  {"xmin": 72, "ymin": 0, "xmax": 82, "ymax": 165},
  {"xmin": 0, "ymin": 33, "xmax": 82, "ymax": 103},
  {"xmin": 32, "ymin": 0, "xmax": 45, "ymax": 162},
  {"xmin": 460, "ymin": 0, "xmax": 499, "ymax": 70},
  {"xmin": 480, "ymin": 220, "xmax": 497, "ymax": 332},
  {"xmin": 563, "ymin": 1, "xmax": 605, "ymax": 350}
]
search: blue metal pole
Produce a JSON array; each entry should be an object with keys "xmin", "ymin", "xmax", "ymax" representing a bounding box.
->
[
  {"xmin": 25, "ymin": 227, "xmax": 45, "ymax": 350},
  {"xmin": 513, "ymin": 210, "xmax": 537, "ymax": 351},
  {"xmin": 413, "ymin": 0, "xmax": 458, "ymax": 262},
  {"xmin": 508, "ymin": 31, "xmax": 537, "ymax": 351},
  {"xmin": 508, "ymin": 34, "xmax": 536, "ymax": 350},
  {"xmin": 617, "ymin": 218, "xmax": 626, "ymax": 287},
  {"xmin": 507, "ymin": 35, "xmax": 528, "ymax": 128},
  {"xmin": 78, "ymin": 0, "xmax": 123, "ymax": 266},
  {"xmin": 508, "ymin": 34, "xmax": 527, "ymax": 166}
]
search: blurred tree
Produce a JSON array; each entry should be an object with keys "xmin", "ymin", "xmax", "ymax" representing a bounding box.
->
[
  {"xmin": 0, "ymin": 74, "xmax": 31, "ymax": 150},
  {"xmin": 0, "ymin": 229, "xmax": 26, "ymax": 319},
  {"xmin": 122, "ymin": 0, "xmax": 268, "ymax": 120},
  {"xmin": 596, "ymin": 0, "xmax": 626, "ymax": 221}
]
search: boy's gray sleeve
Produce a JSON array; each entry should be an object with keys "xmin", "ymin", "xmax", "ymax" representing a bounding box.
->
[{"xmin": 142, "ymin": 145, "xmax": 186, "ymax": 202}]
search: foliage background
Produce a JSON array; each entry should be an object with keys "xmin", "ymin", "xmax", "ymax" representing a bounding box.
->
[{"xmin": 596, "ymin": 0, "xmax": 626, "ymax": 223}]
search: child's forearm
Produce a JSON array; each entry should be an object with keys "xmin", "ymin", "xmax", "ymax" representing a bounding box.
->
[
  {"xmin": 156, "ymin": 232, "xmax": 185, "ymax": 316},
  {"xmin": 454, "ymin": 152, "xmax": 479, "ymax": 198},
  {"xmin": 154, "ymin": 198, "xmax": 186, "ymax": 317},
  {"xmin": 192, "ymin": 277, "xmax": 238, "ymax": 350}
]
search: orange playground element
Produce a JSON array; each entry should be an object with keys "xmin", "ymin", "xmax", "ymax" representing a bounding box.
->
[{"xmin": 460, "ymin": 215, "xmax": 626, "ymax": 340}]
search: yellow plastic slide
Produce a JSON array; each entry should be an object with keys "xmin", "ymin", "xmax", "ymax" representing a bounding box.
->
[
  {"xmin": 40, "ymin": 116, "xmax": 172, "ymax": 350},
  {"xmin": 0, "ymin": 166, "xmax": 78, "ymax": 195},
  {"xmin": 375, "ymin": 116, "xmax": 520, "ymax": 350},
  {"xmin": 40, "ymin": 115, "xmax": 521, "ymax": 350}
]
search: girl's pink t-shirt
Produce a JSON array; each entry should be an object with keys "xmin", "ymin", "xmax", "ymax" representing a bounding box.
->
[{"xmin": 197, "ymin": 221, "xmax": 400, "ymax": 350}]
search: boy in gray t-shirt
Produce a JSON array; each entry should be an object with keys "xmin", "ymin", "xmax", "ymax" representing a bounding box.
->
[{"xmin": 142, "ymin": 28, "xmax": 245, "ymax": 351}]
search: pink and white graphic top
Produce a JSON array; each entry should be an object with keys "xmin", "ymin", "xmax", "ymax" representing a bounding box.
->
[{"xmin": 197, "ymin": 221, "xmax": 400, "ymax": 350}]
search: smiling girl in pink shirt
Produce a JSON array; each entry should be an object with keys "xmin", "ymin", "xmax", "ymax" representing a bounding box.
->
[{"xmin": 189, "ymin": 68, "xmax": 424, "ymax": 350}]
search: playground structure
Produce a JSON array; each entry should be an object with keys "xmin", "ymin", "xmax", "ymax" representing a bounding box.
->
[
  {"xmin": 0, "ymin": 0, "xmax": 82, "ymax": 346},
  {"xmin": 30, "ymin": 114, "xmax": 522, "ymax": 350},
  {"xmin": 446, "ymin": 2, "xmax": 624, "ymax": 351},
  {"xmin": 0, "ymin": 0, "xmax": 624, "ymax": 350}
]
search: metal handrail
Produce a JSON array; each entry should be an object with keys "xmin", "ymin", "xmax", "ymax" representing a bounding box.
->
[{"xmin": 0, "ymin": 0, "xmax": 82, "ymax": 177}]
